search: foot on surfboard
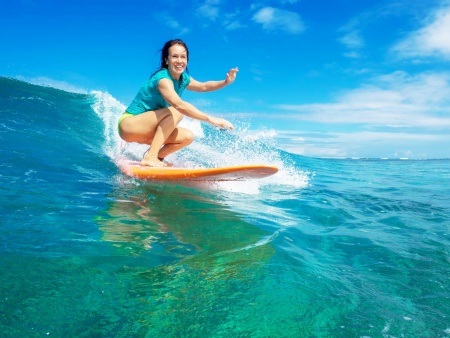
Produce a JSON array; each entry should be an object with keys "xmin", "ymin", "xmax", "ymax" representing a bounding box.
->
[{"xmin": 140, "ymin": 156, "xmax": 167, "ymax": 167}]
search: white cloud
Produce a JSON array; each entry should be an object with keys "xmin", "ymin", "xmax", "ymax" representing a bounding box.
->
[
  {"xmin": 338, "ymin": 26, "xmax": 365, "ymax": 59},
  {"xmin": 158, "ymin": 14, "xmax": 190, "ymax": 35},
  {"xmin": 196, "ymin": 0, "xmax": 221, "ymax": 21},
  {"xmin": 252, "ymin": 7, "xmax": 305, "ymax": 34},
  {"xmin": 339, "ymin": 30, "xmax": 364, "ymax": 49},
  {"xmin": 275, "ymin": 71, "xmax": 450, "ymax": 128},
  {"xmin": 343, "ymin": 51, "xmax": 361, "ymax": 59},
  {"xmin": 165, "ymin": 17, "xmax": 181, "ymax": 29},
  {"xmin": 223, "ymin": 10, "xmax": 245, "ymax": 30},
  {"xmin": 275, "ymin": 129, "xmax": 450, "ymax": 158},
  {"xmin": 393, "ymin": 5, "xmax": 450, "ymax": 59},
  {"xmin": 270, "ymin": 70, "xmax": 450, "ymax": 158},
  {"xmin": 249, "ymin": 64, "xmax": 264, "ymax": 82},
  {"xmin": 336, "ymin": 2, "xmax": 399, "ymax": 58},
  {"xmin": 224, "ymin": 20, "xmax": 245, "ymax": 30}
]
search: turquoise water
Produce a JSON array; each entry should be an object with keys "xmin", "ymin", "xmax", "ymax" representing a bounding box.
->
[{"xmin": 1, "ymin": 77, "xmax": 449, "ymax": 337}]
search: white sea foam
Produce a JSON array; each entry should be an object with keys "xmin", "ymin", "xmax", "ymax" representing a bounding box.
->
[{"xmin": 90, "ymin": 90, "xmax": 126, "ymax": 161}]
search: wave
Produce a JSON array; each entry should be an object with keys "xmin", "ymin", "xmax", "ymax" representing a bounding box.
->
[
  {"xmin": 14, "ymin": 75, "xmax": 89, "ymax": 94},
  {"xmin": 1, "ymin": 77, "xmax": 310, "ymax": 192}
]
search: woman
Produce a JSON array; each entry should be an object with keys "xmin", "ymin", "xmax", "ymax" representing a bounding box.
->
[{"xmin": 118, "ymin": 39, "xmax": 238, "ymax": 167}]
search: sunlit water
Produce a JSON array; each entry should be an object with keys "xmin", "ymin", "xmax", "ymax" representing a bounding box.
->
[{"xmin": 1, "ymin": 77, "xmax": 449, "ymax": 337}]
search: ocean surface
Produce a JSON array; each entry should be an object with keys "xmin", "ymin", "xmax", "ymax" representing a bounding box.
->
[{"xmin": 1, "ymin": 76, "xmax": 449, "ymax": 337}]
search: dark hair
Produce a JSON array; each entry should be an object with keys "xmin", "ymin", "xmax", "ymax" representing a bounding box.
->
[{"xmin": 157, "ymin": 39, "xmax": 189, "ymax": 74}]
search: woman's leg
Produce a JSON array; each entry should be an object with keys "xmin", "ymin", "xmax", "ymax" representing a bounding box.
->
[
  {"xmin": 157, "ymin": 126, "xmax": 194, "ymax": 160},
  {"xmin": 118, "ymin": 107, "xmax": 194, "ymax": 166}
]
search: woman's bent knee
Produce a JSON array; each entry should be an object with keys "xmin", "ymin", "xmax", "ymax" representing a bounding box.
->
[{"xmin": 183, "ymin": 129, "xmax": 195, "ymax": 145}]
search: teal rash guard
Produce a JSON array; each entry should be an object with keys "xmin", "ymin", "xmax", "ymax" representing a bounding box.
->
[{"xmin": 126, "ymin": 68, "xmax": 191, "ymax": 115}]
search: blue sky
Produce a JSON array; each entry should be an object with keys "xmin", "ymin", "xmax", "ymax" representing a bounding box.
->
[{"xmin": 2, "ymin": 0, "xmax": 450, "ymax": 159}]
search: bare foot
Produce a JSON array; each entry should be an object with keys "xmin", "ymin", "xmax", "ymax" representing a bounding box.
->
[
  {"xmin": 140, "ymin": 155, "xmax": 167, "ymax": 167},
  {"xmin": 161, "ymin": 159, "xmax": 174, "ymax": 167}
]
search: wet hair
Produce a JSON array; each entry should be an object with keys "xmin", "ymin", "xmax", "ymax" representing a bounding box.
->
[{"xmin": 151, "ymin": 39, "xmax": 189, "ymax": 77}]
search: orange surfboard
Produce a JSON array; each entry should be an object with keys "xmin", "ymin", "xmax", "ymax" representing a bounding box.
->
[{"xmin": 119, "ymin": 160, "xmax": 278, "ymax": 181}]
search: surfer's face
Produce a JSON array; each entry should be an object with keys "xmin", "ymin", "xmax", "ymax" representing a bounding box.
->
[{"xmin": 166, "ymin": 44, "xmax": 187, "ymax": 79}]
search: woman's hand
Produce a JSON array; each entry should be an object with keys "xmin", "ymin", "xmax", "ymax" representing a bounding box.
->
[
  {"xmin": 209, "ymin": 116, "xmax": 234, "ymax": 130},
  {"xmin": 225, "ymin": 67, "xmax": 239, "ymax": 85}
]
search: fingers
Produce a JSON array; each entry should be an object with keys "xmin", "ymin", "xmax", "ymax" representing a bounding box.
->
[
  {"xmin": 228, "ymin": 68, "xmax": 238, "ymax": 77},
  {"xmin": 217, "ymin": 121, "xmax": 234, "ymax": 130},
  {"xmin": 226, "ymin": 67, "xmax": 239, "ymax": 84},
  {"xmin": 211, "ymin": 117, "xmax": 234, "ymax": 130},
  {"xmin": 223, "ymin": 121, "xmax": 234, "ymax": 130}
]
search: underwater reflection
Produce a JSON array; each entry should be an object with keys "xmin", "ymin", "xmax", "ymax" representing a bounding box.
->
[
  {"xmin": 95, "ymin": 181, "xmax": 278, "ymax": 335},
  {"xmin": 97, "ymin": 180, "xmax": 276, "ymax": 275}
]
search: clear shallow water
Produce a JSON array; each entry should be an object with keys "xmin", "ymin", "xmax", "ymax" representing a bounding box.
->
[{"xmin": 1, "ymin": 77, "xmax": 449, "ymax": 337}]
